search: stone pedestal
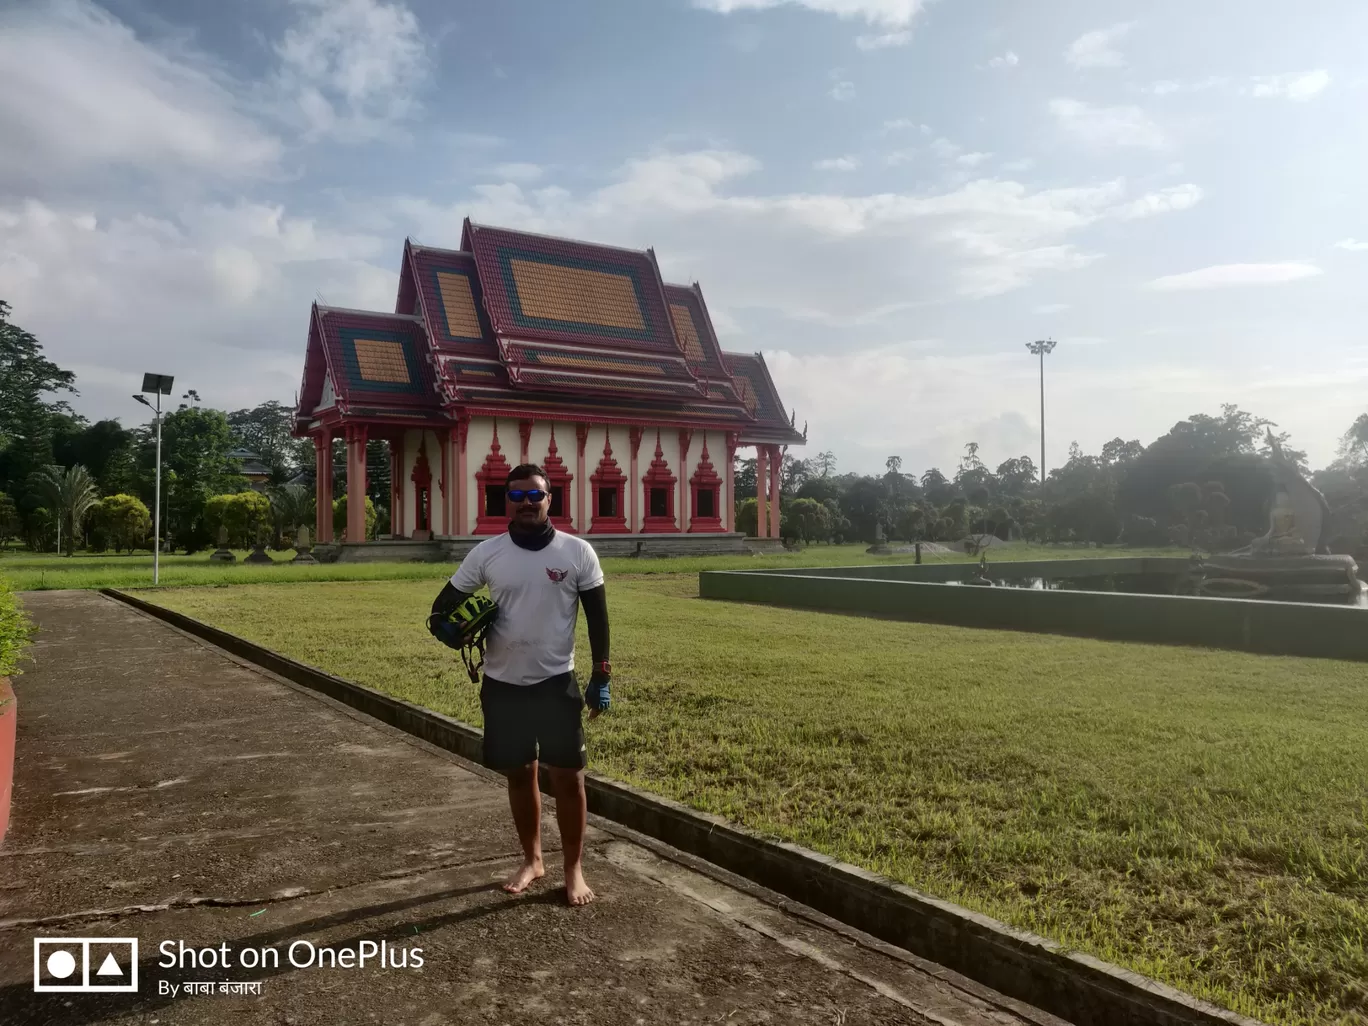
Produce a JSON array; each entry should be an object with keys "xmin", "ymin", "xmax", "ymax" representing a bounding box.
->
[
  {"xmin": 291, "ymin": 525, "xmax": 318, "ymax": 564},
  {"xmin": 209, "ymin": 526, "xmax": 235, "ymax": 563},
  {"xmin": 244, "ymin": 540, "xmax": 273, "ymax": 565}
]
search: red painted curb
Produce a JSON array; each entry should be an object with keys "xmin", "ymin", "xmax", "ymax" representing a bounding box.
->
[{"xmin": 0, "ymin": 676, "xmax": 14, "ymax": 846}]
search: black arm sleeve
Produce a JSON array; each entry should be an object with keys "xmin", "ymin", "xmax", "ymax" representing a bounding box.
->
[
  {"xmin": 579, "ymin": 585, "xmax": 610, "ymax": 665},
  {"xmin": 431, "ymin": 581, "xmax": 471, "ymax": 619}
]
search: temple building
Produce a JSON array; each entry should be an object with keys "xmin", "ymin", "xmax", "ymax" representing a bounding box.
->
[{"xmin": 292, "ymin": 219, "xmax": 804, "ymax": 558}]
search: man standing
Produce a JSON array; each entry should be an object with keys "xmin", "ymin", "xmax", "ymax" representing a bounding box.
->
[{"xmin": 429, "ymin": 463, "xmax": 611, "ymax": 906}]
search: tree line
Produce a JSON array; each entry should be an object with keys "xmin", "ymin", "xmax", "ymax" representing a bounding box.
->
[{"xmin": 5, "ymin": 299, "xmax": 1368, "ymax": 557}]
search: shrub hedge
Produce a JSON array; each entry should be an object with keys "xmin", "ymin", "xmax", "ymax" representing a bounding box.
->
[{"xmin": 0, "ymin": 575, "xmax": 34, "ymax": 678}]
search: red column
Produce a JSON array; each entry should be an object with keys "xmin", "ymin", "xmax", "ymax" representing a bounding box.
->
[
  {"xmin": 390, "ymin": 435, "xmax": 404, "ymax": 539},
  {"xmin": 768, "ymin": 445, "xmax": 781, "ymax": 539},
  {"xmin": 755, "ymin": 446, "xmax": 768, "ymax": 538},
  {"xmin": 347, "ymin": 425, "xmax": 368, "ymax": 543},
  {"xmin": 315, "ymin": 433, "xmax": 333, "ymax": 543}
]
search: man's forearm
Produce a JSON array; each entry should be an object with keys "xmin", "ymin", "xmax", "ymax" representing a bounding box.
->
[
  {"xmin": 431, "ymin": 581, "xmax": 470, "ymax": 619},
  {"xmin": 580, "ymin": 585, "xmax": 610, "ymax": 665}
]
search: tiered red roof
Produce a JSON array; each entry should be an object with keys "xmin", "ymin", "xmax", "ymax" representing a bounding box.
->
[{"xmin": 295, "ymin": 220, "xmax": 805, "ymax": 445}]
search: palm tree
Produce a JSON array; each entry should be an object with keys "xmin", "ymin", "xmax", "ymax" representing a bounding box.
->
[
  {"xmin": 26, "ymin": 465, "xmax": 100, "ymax": 555},
  {"xmin": 269, "ymin": 483, "xmax": 316, "ymax": 546}
]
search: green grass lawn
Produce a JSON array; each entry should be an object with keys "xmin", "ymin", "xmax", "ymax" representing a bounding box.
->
[
  {"xmin": 142, "ymin": 574, "xmax": 1368, "ymax": 1026},
  {"xmin": 0, "ymin": 542, "xmax": 1179, "ymax": 592}
]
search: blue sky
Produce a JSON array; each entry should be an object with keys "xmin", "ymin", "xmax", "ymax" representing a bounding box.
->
[{"xmin": 1, "ymin": 0, "xmax": 1365, "ymax": 477}]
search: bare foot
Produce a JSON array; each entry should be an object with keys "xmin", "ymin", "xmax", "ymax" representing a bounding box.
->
[
  {"xmin": 564, "ymin": 863, "xmax": 596, "ymax": 906},
  {"xmin": 502, "ymin": 858, "xmax": 545, "ymax": 894}
]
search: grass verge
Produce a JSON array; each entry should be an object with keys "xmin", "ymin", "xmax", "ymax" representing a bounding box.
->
[
  {"xmin": 2, "ymin": 543, "xmax": 1178, "ymax": 591},
  {"xmin": 144, "ymin": 575, "xmax": 1368, "ymax": 1025}
]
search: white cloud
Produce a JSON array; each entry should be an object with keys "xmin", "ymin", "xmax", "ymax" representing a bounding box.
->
[
  {"xmin": 1334, "ymin": 238, "xmax": 1368, "ymax": 251},
  {"xmin": 987, "ymin": 51, "xmax": 1019, "ymax": 69},
  {"xmin": 956, "ymin": 152, "xmax": 993, "ymax": 168},
  {"xmin": 390, "ymin": 148, "xmax": 1199, "ymax": 306},
  {"xmin": 693, "ymin": 0, "xmax": 931, "ymax": 28},
  {"xmin": 1145, "ymin": 262, "xmax": 1323, "ymax": 291},
  {"xmin": 491, "ymin": 163, "xmax": 545, "ymax": 183},
  {"xmin": 1034, "ymin": 303, "xmax": 1070, "ymax": 314},
  {"xmin": 815, "ymin": 156, "xmax": 861, "ymax": 171},
  {"xmin": 882, "ymin": 118, "xmax": 917, "ymax": 133},
  {"xmin": 930, "ymin": 137, "xmax": 960, "ymax": 160},
  {"xmin": 856, "ymin": 30, "xmax": 911, "ymax": 49},
  {"xmin": 1001, "ymin": 158, "xmax": 1035, "ymax": 173},
  {"xmin": 0, "ymin": 0, "xmax": 282, "ymax": 189},
  {"xmin": 1065, "ymin": 22, "xmax": 1135, "ymax": 69},
  {"xmin": 272, "ymin": 0, "xmax": 432, "ymax": 142},
  {"xmin": 0, "ymin": 197, "xmax": 391, "ymax": 415},
  {"xmin": 1050, "ymin": 98, "xmax": 1167, "ymax": 149},
  {"xmin": 830, "ymin": 79, "xmax": 856, "ymax": 101},
  {"xmin": 1114, "ymin": 184, "xmax": 1204, "ymax": 220},
  {"xmin": 1248, "ymin": 70, "xmax": 1330, "ymax": 101},
  {"xmin": 1146, "ymin": 72, "xmax": 1327, "ymax": 101}
]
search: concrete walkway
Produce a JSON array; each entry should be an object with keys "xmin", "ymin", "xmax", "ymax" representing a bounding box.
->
[{"xmin": 0, "ymin": 591, "xmax": 1066, "ymax": 1026}]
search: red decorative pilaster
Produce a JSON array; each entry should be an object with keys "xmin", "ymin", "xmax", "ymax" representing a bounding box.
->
[
  {"xmin": 411, "ymin": 436, "xmax": 433, "ymax": 539},
  {"xmin": 641, "ymin": 430, "xmax": 679, "ymax": 534},
  {"xmin": 678, "ymin": 428, "xmax": 693, "ymax": 533},
  {"xmin": 629, "ymin": 427, "xmax": 644, "ymax": 533},
  {"xmin": 519, "ymin": 419, "xmax": 533, "ymax": 464},
  {"xmin": 454, "ymin": 418, "xmax": 469, "ymax": 536},
  {"xmin": 589, "ymin": 427, "xmax": 628, "ymax": 533},
  {"xmin": 541, "ymin": 425, "xmax": 576, "ymax": 533},
  {"xmin": 576, "ymin": 423, "xmax": 589, "ymax": 532},
  {"xmin": 725, "ymin": 433, "xmax": 739, "ymax": 533},
  {"xmin": 474, "ymin": 421, "xmax": 513, "ymax": 535},
  {"xmin": 390, "ymin": 435, "xmax": 405, "ymax": 539},
  {"xmin": 438, "ymin": 430, "xmax": 449, "ymax": 537},
  {"xmin": 688, "ymin": 436, "xmax": 725, "ymax": 533}
]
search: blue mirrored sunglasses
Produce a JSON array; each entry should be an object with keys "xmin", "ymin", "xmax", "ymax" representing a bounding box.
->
[{"xmin": 507, "ymin": 488, "xmax": 548, "ymax": 503}]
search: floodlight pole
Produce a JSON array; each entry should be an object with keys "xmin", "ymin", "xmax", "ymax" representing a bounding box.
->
[
  {"xmin": 153, "ymin": 388, "xmax": 162, "ymax": 586},
  {"xmin": 1026, "ymin": 339, "xmax": 1058, "ymax": 486}
]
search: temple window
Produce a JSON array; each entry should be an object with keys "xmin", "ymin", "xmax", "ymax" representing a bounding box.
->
[
  {"xmin": 598, "ymin": 487, "xmax": 618, "ymax": 518},
  {"xmin": 484, "ymin": 485, "xmax": 503, "ymax": 518},
  {"xmin": 649, "ymin": 488, "xmax": 669, "ymax": 519},
  {"xmin": 697, "ymin": 488, "xmax": 716, "ymax": 520}
]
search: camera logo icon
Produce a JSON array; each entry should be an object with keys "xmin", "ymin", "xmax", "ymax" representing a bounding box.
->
[{"xmin": 33, "ymin": 937, "xmax": 139, "ymax": 993}]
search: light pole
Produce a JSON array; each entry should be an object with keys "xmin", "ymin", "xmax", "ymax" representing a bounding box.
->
[
  {"xmin": 134, "ymin": 373, "xmax": 174, "ymax": 585},
  {"xmin": 1025, "ymin": 339, "xmax": 1057, "ymax": 486}
]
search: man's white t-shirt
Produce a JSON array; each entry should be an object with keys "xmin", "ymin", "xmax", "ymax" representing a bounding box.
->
[{"xmin": 449, "ymin": 531, "xmax": 605, "ymax": 686}]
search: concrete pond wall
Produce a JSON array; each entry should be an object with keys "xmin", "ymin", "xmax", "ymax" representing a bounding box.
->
[{"xmin": 698, "ymin": 561, "xmax": 1368, "ymax": 662}]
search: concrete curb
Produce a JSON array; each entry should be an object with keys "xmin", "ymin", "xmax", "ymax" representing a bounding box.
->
[
  {"xmin": 0, "ymin": 676, "xmax": 14, "ymax": 846},
  {"xmin": 102, "ymin": 587, "xmax": 1267, "ymax": 1026}
]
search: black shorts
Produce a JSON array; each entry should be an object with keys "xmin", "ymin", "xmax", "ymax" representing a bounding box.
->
[{"xmin": 479, "ymin": 672, "xmax": 586, "ymax": 772}]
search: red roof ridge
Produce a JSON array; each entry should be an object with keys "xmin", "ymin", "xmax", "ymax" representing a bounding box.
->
[{"xmin": 463, "ymin": 218, "xmax": 655, "ymax": 261}]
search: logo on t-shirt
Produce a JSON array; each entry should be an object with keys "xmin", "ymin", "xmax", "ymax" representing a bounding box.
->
[{"xmin": 545, "ymin": 567, "xmax": 570, "ymax": 583}]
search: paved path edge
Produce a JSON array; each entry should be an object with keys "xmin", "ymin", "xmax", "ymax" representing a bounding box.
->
[{"xmin": 101, "ymin": 587, "xmax": 1266, "ymax": 1026}]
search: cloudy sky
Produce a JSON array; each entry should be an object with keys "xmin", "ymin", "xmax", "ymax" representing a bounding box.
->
[{"xmin": 2, "ymin": 0, "xmax": 1365, "ymax": 477}]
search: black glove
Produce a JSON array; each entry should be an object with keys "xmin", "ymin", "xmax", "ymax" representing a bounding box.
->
[
  {"xmin": 427, "ymin": 612, "xmax": 468, "ymax": 650},
  {"xmin": 584, "ymin": 669, "xmax": 611, "ymax": 715}
]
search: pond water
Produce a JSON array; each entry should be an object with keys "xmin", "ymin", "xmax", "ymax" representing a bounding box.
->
[{"xmin": 945, "ymin": 572, "xmax": 1368, "ymax": 607}]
